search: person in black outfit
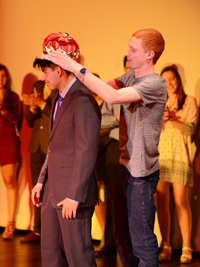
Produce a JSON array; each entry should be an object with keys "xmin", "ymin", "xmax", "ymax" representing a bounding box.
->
[{"xmin": 20, "ymin": 80, "xmax": 57, "ymax": 242}]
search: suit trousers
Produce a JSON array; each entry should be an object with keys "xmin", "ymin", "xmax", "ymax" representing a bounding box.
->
[
  {"xmin": 113, "ymin": 165, "xmax": 159, "ymax": 267},
  {"xmin": 30, "ymin": 148, "xmax": 46, "ymax": 233},
  {"xmin": 41, "ymin": 181, "xmax": 97, "ymax": 267}
]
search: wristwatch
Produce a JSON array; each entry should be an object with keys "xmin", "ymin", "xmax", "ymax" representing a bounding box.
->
[
  {"xmin": 80, "ymin": 68, "xmax": 87, "ymax": 75},
  {"xmin": 77, "ymin": 68, "xmax": 89, "ymax": 81}
]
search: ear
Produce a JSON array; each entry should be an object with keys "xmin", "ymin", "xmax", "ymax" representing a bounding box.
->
[
  {"xmin": 56, "ymin": 66, "xmax": 64, "ymax": 77},
  {"xmin": 146, "ymin": 50, "xmax": 155, "ymax": 60}
]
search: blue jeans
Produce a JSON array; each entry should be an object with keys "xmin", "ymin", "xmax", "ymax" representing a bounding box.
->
[{"xmin": 113, "ymin": 165, "xmax": 159, "ymax": 267}]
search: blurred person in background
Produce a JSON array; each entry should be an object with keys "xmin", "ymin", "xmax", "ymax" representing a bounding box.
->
[
  {"xmin": 157, "ymin": 65, "xmax": 198, "ymax": 264},
  {"xmin": 93, "ymin": 76, "xmax": 121, "ymax": 256},
  {"xmin": 0, "ymin": 64, "xmax": 21, "ymax": 240},
  {"xmin": 20, "ymin": 80, "xmax": 57, "ymax": 242},
  {"xmin": 123, "ymin": 56, "xmax": 131, "ymax": 73}
]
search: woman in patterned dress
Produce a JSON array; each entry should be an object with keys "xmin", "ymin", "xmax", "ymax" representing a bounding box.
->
[
  {"xmin": 0, "ymin": 64, "xmax": 21, "ymax": 239},
  {"xmin": 157, "ymin": 65, "xmax": 198, "ymax": 264}
]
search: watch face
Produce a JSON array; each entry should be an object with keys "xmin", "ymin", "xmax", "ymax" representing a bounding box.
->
[{"xmin": 80, "ymin": 68, "xmax": 87, "ymax": 74}]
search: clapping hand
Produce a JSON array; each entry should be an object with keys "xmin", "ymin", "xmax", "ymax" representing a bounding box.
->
[
  {"xmin": 169, "ymin": 111, "xmax": 181, "ymax": 121},
  {"xmin": 22, "ymin": 88, "xmax": 44, "ymax": 109},
  {"xmin": 163, "ymin": 106, "xmax": 170, "ymax": 121}
]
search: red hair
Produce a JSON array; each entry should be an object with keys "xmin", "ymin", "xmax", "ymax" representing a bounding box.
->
[{"xmin": 132, "ymin": 29, "xmax": 165, "ymax": 64}]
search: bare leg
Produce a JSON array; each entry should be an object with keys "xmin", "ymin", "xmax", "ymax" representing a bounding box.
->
[
  {"xmin": 156, "ymin": 181, "xmax": 172, "ymax": 261},
  {"xmin": 1, "ymin": 163, "xmax": 18, "ymax": 222},
  {"xmin": 173, "ymin": 183, "xmax": 192, "ymax": 257},
  {"xmin": 94, "ymin": 181, "xmax": 107, "ymax": 247}
]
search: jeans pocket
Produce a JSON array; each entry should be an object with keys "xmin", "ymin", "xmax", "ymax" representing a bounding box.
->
[{"xmin": 149, "ymin": 174, "xmax": 159, "ymax": 201}]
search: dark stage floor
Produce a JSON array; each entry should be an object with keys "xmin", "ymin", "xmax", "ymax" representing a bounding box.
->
[{"xmin": 0, "ymin": 228, "xmax": 200, "ymax": 267}]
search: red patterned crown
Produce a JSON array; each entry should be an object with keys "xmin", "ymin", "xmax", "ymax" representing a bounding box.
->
[{"xmin": 41, "ymin": 32, "xmax": 80, "ymax": 61}]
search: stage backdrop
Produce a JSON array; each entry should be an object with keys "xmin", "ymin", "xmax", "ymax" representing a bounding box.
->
[{"xmin": 0, "ymin": 0, "xmax": 200, "ymax": 251}]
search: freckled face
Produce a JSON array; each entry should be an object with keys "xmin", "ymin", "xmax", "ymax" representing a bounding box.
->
[
  {"xmin": 125, "ymin": 37, "xmax": 148, "ymax": 70},
  {"xmin": 0, "ymin": 69, "xmax": 7, "ymax": 89},
  {"xmin": 162, "ymin": 70, "xmax": 179, "ymax": 94}
]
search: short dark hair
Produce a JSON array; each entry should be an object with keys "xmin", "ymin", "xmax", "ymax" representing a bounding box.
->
[{"xmin": 33, "ymin": 58, "xmax": 70, "ymax": 75}]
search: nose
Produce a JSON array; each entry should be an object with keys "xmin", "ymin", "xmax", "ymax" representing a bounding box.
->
[{"xmin": 167, "ymin": 80, "xmax": 172, "ymax": 86}]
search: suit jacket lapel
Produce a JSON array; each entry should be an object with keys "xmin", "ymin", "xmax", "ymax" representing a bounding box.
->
[
  {"xmin": 49, "ymin": 79, "xmax": 83, "ymax": 142},
  {"xmin": 49, "ymin": 93, "xmax": 58, "ymax": 135}
]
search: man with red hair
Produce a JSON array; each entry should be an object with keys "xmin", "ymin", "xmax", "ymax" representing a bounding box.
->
[
  {"xmin": 48, "ymin": 29, "xmax": 166, "ymax": 267},
  {"xmin": 31, "ymin": 32, "xmax": 101, "ymax": 267}
]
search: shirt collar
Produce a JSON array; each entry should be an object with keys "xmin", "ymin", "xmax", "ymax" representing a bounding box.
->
[{"xmin": 59, "ymin": 77, "xmax": 77, "ymax": 98}]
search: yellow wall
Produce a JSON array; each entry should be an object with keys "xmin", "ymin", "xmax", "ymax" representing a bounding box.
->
[
  {"xmin": 0, "ymin": 0, "xmax": 200, "ymax": 249},
  {"xmin": 1, "ymin": 0, "xmax": 200, "ymax": 100}
]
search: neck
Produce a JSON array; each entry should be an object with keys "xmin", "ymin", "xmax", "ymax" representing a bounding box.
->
[
  {"xmin": 59, "ymin": 73, "xmax": 75, "ymax": 92},
  {"xmin": 134, "ymin": 63, "xmax": 155, "ymax": 78},
  {"xmin": 168, "ymin": 93, "xmax": 178, "ymax": 109},
  {"xmin": 168, "ymin": 92, "xmax": 177, "ymax": 100}
]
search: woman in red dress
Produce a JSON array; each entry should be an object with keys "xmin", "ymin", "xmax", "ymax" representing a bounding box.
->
[{"xmin": 0, "ymin": 64, "xmax": 21, "ymax": 239}]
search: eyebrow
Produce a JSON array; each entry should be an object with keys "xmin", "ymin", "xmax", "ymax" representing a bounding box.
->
[{"xmin": 129, "ymin": 43, "xmax": 137, "ymax": 50}]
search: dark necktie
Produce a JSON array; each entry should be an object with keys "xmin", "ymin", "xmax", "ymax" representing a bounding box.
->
[{"xmin": 54, "ymin": 95, "xmax": 64, "ymax": 122}]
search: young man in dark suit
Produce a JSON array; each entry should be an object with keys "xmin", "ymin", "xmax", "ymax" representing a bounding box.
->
[
  {"xmin": 21, "ymin": 81, "xmax": 57, "ymax": 242},
  {"xmin": 31, "ymin": 32, "xmax": 101, "ymax": 267}
]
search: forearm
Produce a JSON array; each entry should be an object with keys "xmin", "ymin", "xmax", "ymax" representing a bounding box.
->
[
  {"xmin": 169, "ymin": 119, "xmax": 197, "ymax": 136},
  {"xmin": 1, "ymin": 105, "xmax": 21, "ymax": 125},
  {"xmin": 101, "ymin": 102, "xmax": 120, "ymax": 129},
  {"xmin": 182, "ymin": 121, "xmax": 196, "ymax": 136},
  {"xmin": 101, "ymin": 113, "xmax": 119, "ymax": 129},
  {"xmin": 48, "ymin": 52, "xmax": 141, "ymax": 104},
  {"xmin": 101, "ymin": 118, "xmax": 119, "ymax": 129},
  {"xmin": 79, "ymin": 72, "xmax": 142, "ymax": 104},
  {"xmin": 169, "ymin": 120, "xmax": 183, "ymax": 132},
  {"xmin": 76, "ymin": 71, "xmax": 121, "ymax": 104},
  {"xmin": 24, "ymin": 105, "xmax": 37, "ymax": 121}
]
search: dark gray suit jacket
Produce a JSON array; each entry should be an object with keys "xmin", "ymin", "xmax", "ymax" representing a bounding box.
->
[{"xmin": 38, "ymin": 79, "xmax": 101, "ymax": 207}]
